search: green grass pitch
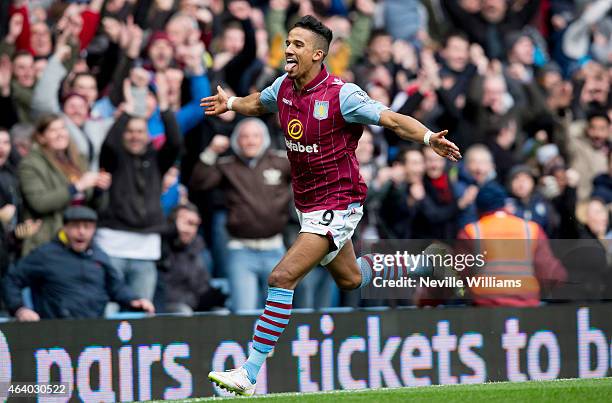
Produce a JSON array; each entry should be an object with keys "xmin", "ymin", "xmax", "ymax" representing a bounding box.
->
[{"xmin": 146, "ymin": 377, "xmax": 612, "ymax": 402}]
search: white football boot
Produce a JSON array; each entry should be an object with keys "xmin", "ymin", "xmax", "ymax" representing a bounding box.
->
[{"xmin": 208, "ymin": 367, "xmax": 256, "ymax": 396}]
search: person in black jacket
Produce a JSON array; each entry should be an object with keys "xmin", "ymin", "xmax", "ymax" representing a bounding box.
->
[
  {"xmin": 158, "ymin": 203, "xmax": 226, "ymax": 314},
  {"xmin": 211, "ymin": 3, "xmax": 257, "ymax": 98},
  {"xmin": 0, "ymin": 127, "xmax": 41, "ymax": 279},
  {"xmin": 0, "ymin": 53, "xmax": 19, "ymax": 130},
  {"xmin": 379, "ymin": 146, "xmax": 462, "ymax": 240},
  {"xmin": 2, "ymin": 206, "xmax": 154, "ymax": 321},
  {"xmin": 420, "ymin": 146, "xmax": 461, "ymax": 239},
  {"xmin": 96, "ymin": 73, "xmax": 181, "ymax": 303},
  {"xmin": 592, "ymin": 150, "xmax": 612, "ymax": 204},
  {"xmin": 552, "ymin": 198, "xmax": 612, "ymax": 302},
  {"xmin": 378, "ymin": 147, "xmax": 425, "ymax": 239}
]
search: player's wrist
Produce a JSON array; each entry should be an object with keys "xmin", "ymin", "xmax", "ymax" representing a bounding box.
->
[
  {"xmin": 226, "ymin": 96, "xmax": 237, "ymax": 111},
  {"xmin": 423, "ymin": 130, "xmax": 434, "ymax": 146}
]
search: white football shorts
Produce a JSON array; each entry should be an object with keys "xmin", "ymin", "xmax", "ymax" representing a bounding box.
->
[{"xmin": 296, "ymin": 202, "xmax": 364, "ymax": 266}]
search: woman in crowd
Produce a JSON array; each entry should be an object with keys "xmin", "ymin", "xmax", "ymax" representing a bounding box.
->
[{"xmin": 17, "ymin": 114, "xmax": 110, "ymax": 256}]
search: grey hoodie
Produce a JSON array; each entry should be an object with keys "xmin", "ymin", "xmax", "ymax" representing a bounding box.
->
[{"xmin": 230, "ymin": 117, "xmax": 272, "ymax": 166}]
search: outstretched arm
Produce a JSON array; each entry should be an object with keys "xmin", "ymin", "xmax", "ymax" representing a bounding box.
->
[
  {"xmin": 200, "ymin": 85, "xmax": 269, "ymax": 117},
  {"xmin": 201, "ymin": 74, "xmax": 285, "ymax": 117},
  {"xmin": 339, "ymin": 82, "xmax": 462, "ymax": 162},
  {"xmin": 378, "ymin": 110, "xmax": 462, "ymax": 162}
]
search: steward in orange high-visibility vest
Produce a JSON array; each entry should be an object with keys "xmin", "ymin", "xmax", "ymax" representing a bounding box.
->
[{"xmin": 457, "ymin": 182, "xmax": 567, "ymax": 307}]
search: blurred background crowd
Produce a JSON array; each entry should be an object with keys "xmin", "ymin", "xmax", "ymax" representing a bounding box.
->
[{"xmin": 0, "ymin": 0, "xmax": 610, "ymax": 320}]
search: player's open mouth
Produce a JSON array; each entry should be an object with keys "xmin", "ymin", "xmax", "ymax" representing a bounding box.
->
[{"xmin": 285, "ymin": 57, "xmax": 298, "ymax": 73}]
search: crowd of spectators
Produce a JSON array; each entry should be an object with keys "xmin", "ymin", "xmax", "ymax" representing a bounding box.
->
[{"xmin": 0, "ymin": 0, "xmax": 610, "ymax": 319}]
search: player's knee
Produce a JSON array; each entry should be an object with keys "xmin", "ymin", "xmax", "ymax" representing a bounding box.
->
[
  {"xmin": 336, "ymin": 275, "xmax": 361, "ymax": 290},
  {"xmin": 268, "ymin": 269, "xmax": 296, "ymax": 289}
]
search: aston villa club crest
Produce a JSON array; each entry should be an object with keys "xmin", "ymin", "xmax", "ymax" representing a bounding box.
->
[{"xmin": 313, "ymin": 100, "xmax": 329, "ymax": 120}]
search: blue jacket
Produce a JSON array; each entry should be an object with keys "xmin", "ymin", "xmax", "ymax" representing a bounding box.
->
[
  {"xmin": 149, "ymin": 73, "xmax": 211, "ymax": 148},
  {"xmin": 3, "ymin": 236, "xmax": 136, "ymax": 319},
  {"xmin": 508, "ymin": 192, "xmax": 553, "ymax": 234},
  {"xmin": 592, "ymin": 173, "xmax": 612, "ymax": 204},
  {"xmin": 455, "ymin": 165, "xmax": 498, "ymax": 228},
  {"xmin": 384, "ymin": 0, "xmax": 426, "ymax": 41}
]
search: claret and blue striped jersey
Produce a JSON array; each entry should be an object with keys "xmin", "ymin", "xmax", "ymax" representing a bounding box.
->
[{"xmin": 260, "ymin": 66, "xmax": 389, "ymax": 212}]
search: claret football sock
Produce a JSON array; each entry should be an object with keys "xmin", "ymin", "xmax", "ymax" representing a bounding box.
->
[
  {"xmin": 357, "ymin": 253, "xmax": 411, "ymax": 288},
  {"xmin": 243, "ymin": 287, "xmax": 294, "ymax": 384}
]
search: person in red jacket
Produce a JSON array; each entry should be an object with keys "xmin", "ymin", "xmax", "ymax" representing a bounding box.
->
[{"xmin": 10, "ymin": 0, "xmax": 102, "ymax": 56}]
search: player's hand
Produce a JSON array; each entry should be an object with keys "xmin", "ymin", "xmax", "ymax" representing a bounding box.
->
[
  {"xmin": 429, "ymin": 130, "xmax": 461, "ymax": 162},
  {"xmin": 200, "ymin": 85, "xmax": 229, "ymax": 116}
]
